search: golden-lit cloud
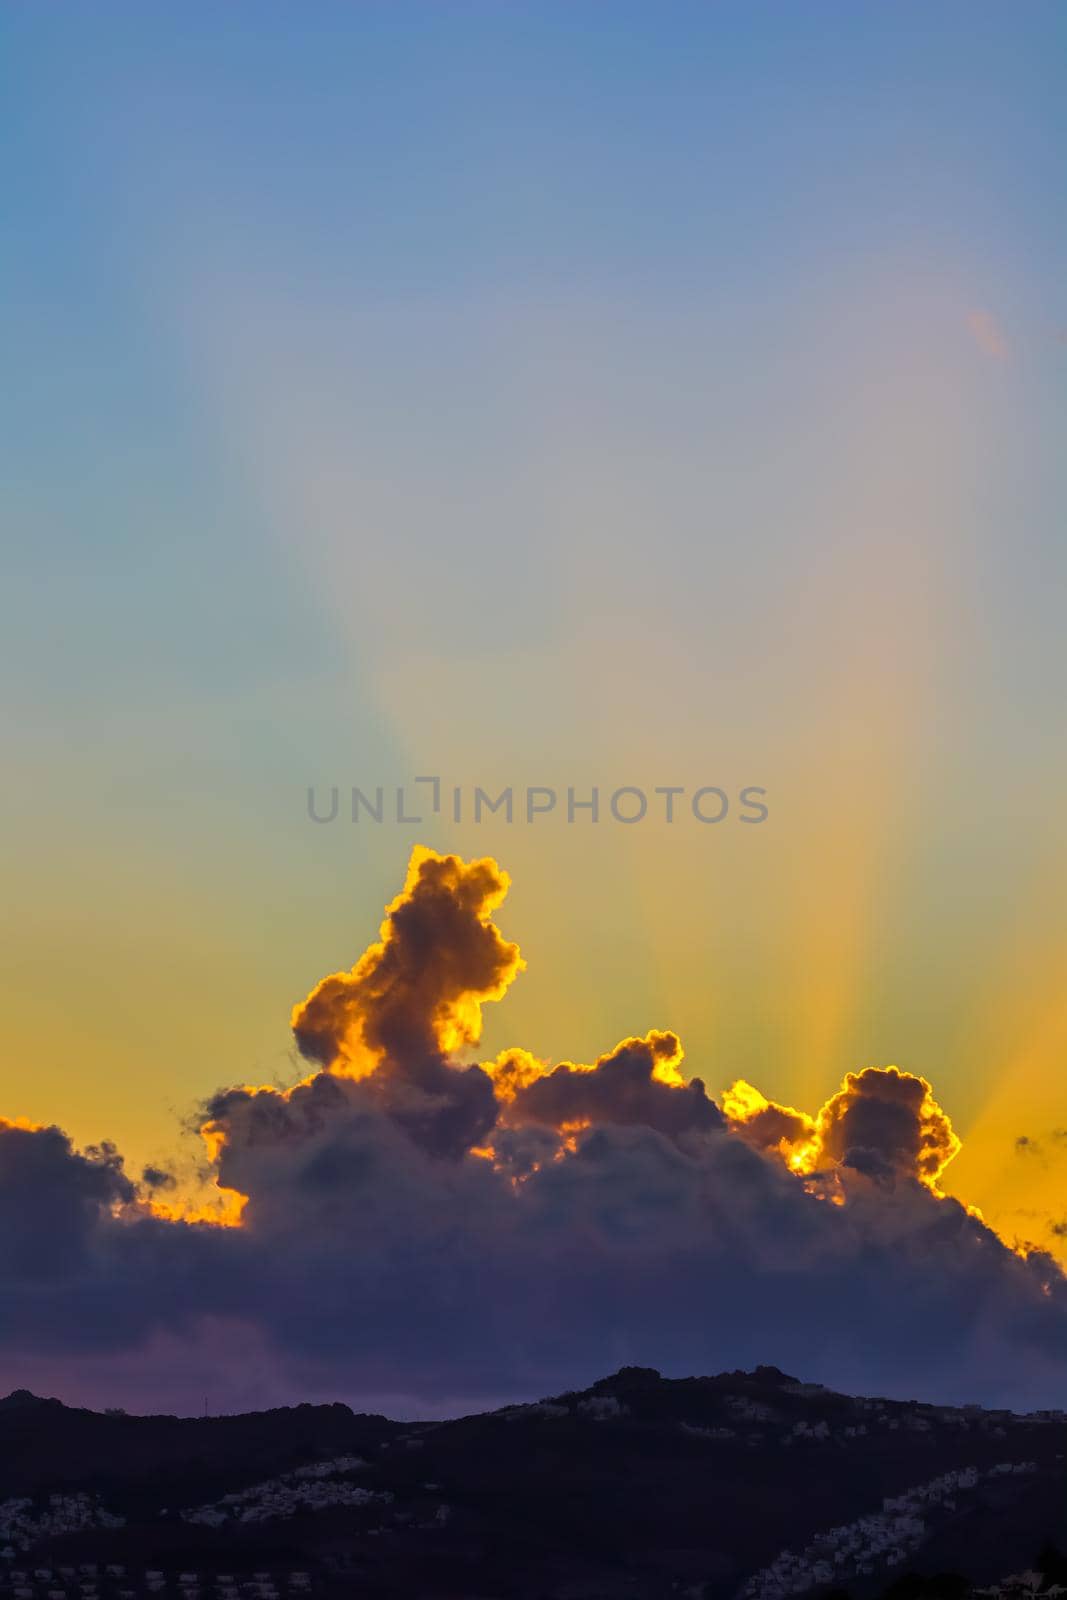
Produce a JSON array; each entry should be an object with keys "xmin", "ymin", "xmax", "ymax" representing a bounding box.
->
[
  {"xmin": 808, "ymin": 1066, "xmax": 960, "ymax": 1188},
  {"xmin": 204, "ymin": 850, "xmax": 968, "ymax": 1226},
  {"xmin": 500, "ymin": 1030, "xmax": 720, "ymax": 1141},
  {"xmin": 483, "ymin": 1046, "xmax": 548, "ymax": 1105},
  {"xmin": 292, "ymin": 846, "xmax": 523, "ymax": 1074},
  {"xmin": 175, "ymin": 850, "xmax": 998, "ymax": 1239},
  {"xmin": 721, "ymin": 1080, "xmax": 818, "ymax": 1171},
  {"xmin": 723, "ymin": 1066, "xmax": 960, "ymax": 1192},
  {"xmin": 145, "ymin": 1185, "xmax": 248, "ymax": 1228},
  {"xmin": 0, "ymin": 1114, "xmax": 47, "ymax": 1134}
]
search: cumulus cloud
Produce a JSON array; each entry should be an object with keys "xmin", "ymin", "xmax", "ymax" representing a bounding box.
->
[
  {"xmin": 502, "ymin": 1031, "xmax": 723, "ymax": 1144},
  {"xmin": 722, "ymin": 1067, "xmax": 958, "ymax": 1190},
  {"xmin": 721, "ymin": 1081, "xmax": 817, "ymax": 1167},
  {"xmin": 0, "ymin": 1119, "xmax": 133, "ymax": 1279},
  {"xmin": 811, "ymin": 1066, "xmax": 960, "ymax": 1185},
  {"xmin": 2, "ymin": 848, "xmax": 1067, "ymax": 1416},
  {"xmin": 292, "ymin": 846, "xmax": 522, "ymax": 1071},
  {"xmin": 288, "ymin": 846, "xmax": 519, "ymax": 1157}
]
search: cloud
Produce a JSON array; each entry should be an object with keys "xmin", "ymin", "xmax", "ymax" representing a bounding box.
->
[
  {"xmin": 1014, "ymin": 1129, "xmax": 1067, "ymax": 1163},
  {"xmin": 501, "ymin": 1031, "xmax": 724, "ymax": 1143},
  {"xmin": 966, "ymin": 308, "xmax": 1010, "ymax": 360},
  {"xmin": 2, "ymin": 848, "xmax": 1067, "ymax": 1416},
  {"xmin": 722, "ymin": 1066, "xmax": 958, "ymax": 1189},
  {"xmin": 721, "ymin": 1081, "xmax": 816, "ymax": 1167},
  {"xmin": 292, "ymin": 846, "xmax": 522, "ymax": 1072},
  {"xmin": 288, "ymin": 846, "xmax": 519, "ymax": 1157},
  {"xmin": 141, "ymin": 1165, "xmax": 177, "ymax": 1191},
  {"xmin": 0, "ymin": 1118, "xmax": 134, "ymax": 1280},
  {"xmin": 810, "ymin": 1066, "xmax": 960, "ymax": 1186}
]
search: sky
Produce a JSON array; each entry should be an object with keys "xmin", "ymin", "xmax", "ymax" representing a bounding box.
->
[{"xmin": 1, "ymin": 4, "xmax": 1066, "ymax": 1413}]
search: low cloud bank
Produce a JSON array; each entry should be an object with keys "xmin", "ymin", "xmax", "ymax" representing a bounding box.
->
[{"xmin": 3, "ymin": 849, "xmax": 1065, "ymax": 1416}]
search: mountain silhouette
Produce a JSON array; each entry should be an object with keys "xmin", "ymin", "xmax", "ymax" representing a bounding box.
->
[{"xmin": 1, "ymin": 1369, "xmax": 1063, "ymax": 1598}]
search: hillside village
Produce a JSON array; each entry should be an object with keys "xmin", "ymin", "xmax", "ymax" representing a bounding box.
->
[
  {"xmin": 742, "ymin": 1462, "xmax": 1039, "ymax": 1596},
  {"xmin": 0, "ymin": 1372, "xmax": 1063, "ymax": 1600}
]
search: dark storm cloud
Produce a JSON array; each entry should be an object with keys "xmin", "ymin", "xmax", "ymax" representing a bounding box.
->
[
  {"xmin": 3, "ymin": 850, "xmax": 1067, "ymax": 1415},
  {"xmin": 0, "ymin": 1119, "xmax": 243, "ymax": 1361},
  {"xmin": 4, "ymin": 1097, "xmax": 1067, "ymax": 1413},
  {"xmin": 0, "ymin": 1120, "xmax": 132, "ymax": 1280},
  {"xmin": 4, "ymin": 1092, "xmax": 1067, "ymax": 1412}
]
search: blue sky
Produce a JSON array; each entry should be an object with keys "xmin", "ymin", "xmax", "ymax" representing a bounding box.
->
[{"xmin": 1, "ymin": 2, "xmax": 1065, "ymax": 1251}]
